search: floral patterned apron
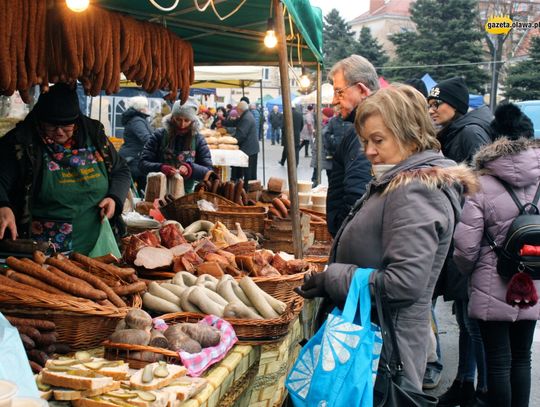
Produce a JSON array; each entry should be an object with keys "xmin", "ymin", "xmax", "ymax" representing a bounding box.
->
[{"xmin": 31, "ymin": 136, "xmax": 109, "ymax": 254}]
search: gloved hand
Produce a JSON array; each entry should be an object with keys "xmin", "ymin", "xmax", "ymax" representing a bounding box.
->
[
  {"xmin": 294, "ymin": 271, "xmax": 327, "ymax": 299},
  {"xmin": 160, "ymin": 164, "xmax": 177, "ymax": 177}
]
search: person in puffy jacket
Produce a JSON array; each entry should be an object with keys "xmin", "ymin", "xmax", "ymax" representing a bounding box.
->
[
  {"xmin": 295, "ymin": 85, "xmax": 477, "ymax": 395},
  {"xmin": 428, "ymin": 77, "xmax": 492, "ymax": 407},
  {"xmin": 139, "ymin": 98, "xmax": 213, "ymax": 193},
  {"xmin": 119, "ymin": 96, "xmax": 154, "ymax": 192},
  {"xmin": 453, "ymin": 103, "xmax": 537, "ymax": 407}
]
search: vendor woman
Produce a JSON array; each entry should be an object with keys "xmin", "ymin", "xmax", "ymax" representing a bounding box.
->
[
  {"xmin": 0, "ymin": 83, "xmax": 131, "ymax": 254},
  {"xmin": 139, "ymin": 97, "xmax": 213, "ymax": 193}
]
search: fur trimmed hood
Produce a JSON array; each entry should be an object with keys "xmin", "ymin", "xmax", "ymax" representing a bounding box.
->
[
  {"xmin": 385, "ymin": 164, "xmax": 479, "ymax": 196},
  {"xmin": 473, "ymin": 137, "xmax": 540, "ymax": 188},
  {"xmin": 474, "ymin": 137, "xmax": 540, "ymax": 170},
  {"xmin": 373, "ymin": 150, "xmax": 478, "ymax": 197}
]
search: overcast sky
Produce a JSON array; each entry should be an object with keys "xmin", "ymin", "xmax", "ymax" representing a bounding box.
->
[{"xmin": 309, "ymin": 0, "xmax": 369, "ymax": 22}]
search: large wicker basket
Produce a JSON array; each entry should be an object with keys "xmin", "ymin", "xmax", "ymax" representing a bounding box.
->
[
  {"xmin": 200, "ymin": 205, "xmax": 267, "ymax": 234},
  {"xmin": 159, "ymin": 191, "xmax": 237, "ymax": 226},
  {"xmin": 0, "ymin": 286, "xmax": 141, "ymax": 350},
  {"xmin": 160, "ymin": 296, "xmax": 303, "ymax": 344}
]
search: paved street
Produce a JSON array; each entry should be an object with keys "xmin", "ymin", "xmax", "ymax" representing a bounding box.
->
[{"xmin": 257, "ymin": 139, "xmax": 540, "ymax": 405}]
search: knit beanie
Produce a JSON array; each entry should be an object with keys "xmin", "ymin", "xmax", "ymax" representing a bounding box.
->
[
  {"xmin": 35, "ymin": 83, "xmax": 80, "ymax": 124},
  {"xmin": 428, "ymin": 77, "xmax": 469, "ymax": 115},
  {"xmin": 171, "ymin": 97, "xmax": 199, "ymax": 122}
]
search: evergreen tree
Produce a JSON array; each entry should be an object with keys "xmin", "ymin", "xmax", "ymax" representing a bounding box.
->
[
  {"xmin": 352, "ymin": 27, "xmax": 389, "ymax": 70},
  {"xmin": 322, "ymin": 9, "xmax": 357, "ymax": 70},
  {"xmin": 386, "ymin": 0, "xmax": 489, "ymax": 92},
  {"xmin": 504, "ymin": 36, "xmax": 540, "ymax": 101}
]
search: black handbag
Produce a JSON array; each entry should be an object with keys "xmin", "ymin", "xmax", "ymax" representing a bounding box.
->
[{"xmin": 373, "ymin": 272, "xmax": 439, "ymax": 407}]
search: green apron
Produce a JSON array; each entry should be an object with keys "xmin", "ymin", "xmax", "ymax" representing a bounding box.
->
[
  {"xmin": 162, "ymin": 134, "xmax": 197, "ymax": 193},
  {"xmin": 31, "ymin": 139, "xmax": 109, "ymax": 254}
]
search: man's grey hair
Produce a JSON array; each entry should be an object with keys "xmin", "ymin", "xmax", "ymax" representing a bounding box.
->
[
  {"xmin": 328, "ymin": 55, "xmax": 380, "ymax": 92},
  {"xmin": 237, "ymin": 101, "xmax": 249, "ymax": 113}
]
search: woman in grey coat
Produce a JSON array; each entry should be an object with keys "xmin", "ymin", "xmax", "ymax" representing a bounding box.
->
[
  {"xmin": 453, "ymin": 106, "xmax": 538, "ymax": 407},
  {"xmin": 296, "ymin": 85, "xmax": 477, "ymax": 393}
]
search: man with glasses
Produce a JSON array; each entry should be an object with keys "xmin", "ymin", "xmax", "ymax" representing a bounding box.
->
[
  {"xmin": 326, "ymin": 54, "xmax": 378, "ymax": 236},
  {"xmin": 0, "ymin": 83, "xmax": 130, "ymax": 254}
]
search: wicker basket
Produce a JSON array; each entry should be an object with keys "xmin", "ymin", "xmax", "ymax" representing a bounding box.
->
[
  {"xmin": 200, "ymin": 205, "xmax": 267, "ymax": 234},
  {"xmin": 300, "ymin": 208, "xmax": 332, "ymax": 243},
  {"xmin": 159, "ymin": 191, "xmax": 237, "ymax": 226},
  {"xmin": 0, "ymin": 286, "xmax": 141, "ymax": 350},
  {"xmin": 161, "ymin": 296, "xmax": 303, "ymax": 344},
  {"xmin": 248, "ymin": 273, "xmax": 306, "ymax": 301}
]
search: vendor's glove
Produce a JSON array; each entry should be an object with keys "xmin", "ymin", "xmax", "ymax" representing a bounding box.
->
[
  {"xmin": 178, "ymin": 163, "xmax": 193, "ymax": 178},
  {"xmin": 294, "ymin": 271, "xmax": 327, "ymax": 299},
  {"xmin": 160, "ymin": 164, "xmax": 177, "ymax": 177}
]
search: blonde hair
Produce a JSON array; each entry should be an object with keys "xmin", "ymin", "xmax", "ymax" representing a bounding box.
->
[{"xmin": 355, "ymin": 85, "xmax": 440, "ymax": 154}]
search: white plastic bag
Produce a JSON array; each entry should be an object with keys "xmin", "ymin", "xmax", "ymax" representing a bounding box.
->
[{"xmin": 0, "ymin": 313, "xmax": 39, "ymax": 398}]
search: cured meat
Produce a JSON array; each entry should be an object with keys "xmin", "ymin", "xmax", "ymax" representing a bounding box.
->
[
  {"xmin": 137, "ymin": 230, "xmax": 160, "ymax": 247},
  {"xmin": 122, "ymin": 235, "xmax": 148, "ymax": 264},
  {"xmin": 223, "ymin": 241, "xmax": 257, "ymax": 256},
  {"xmin": 159, "ymin": 223, "xmax": 187, "ymax": 249},
  {"xmin": 169, "ymin": 243, "xmax": 193, "ymax": 257},
  {"xmin": 271, "ymin": 254, "xmax": 289, "ymax": 275},
  {"xmin": 134, "ymin": 247, "xmax": 173, "ymax": 270}
]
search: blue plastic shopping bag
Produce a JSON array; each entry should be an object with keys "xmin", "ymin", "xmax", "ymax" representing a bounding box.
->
[{"xmin": 286, "ymin": 268, "xmax": 382, "ymax": 407}]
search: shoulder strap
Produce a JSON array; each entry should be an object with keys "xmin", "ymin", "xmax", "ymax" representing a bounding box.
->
[
  {"xmin": 498, "ymin": 178, "xmax": 525, "ymax": 213},
  {"xmin": 374, "ymin": 272, "xmax": 404, "ymax": 375},
  {"xmin": 496, "ymin": 176, "xmax": 540, "ymax": 214}
]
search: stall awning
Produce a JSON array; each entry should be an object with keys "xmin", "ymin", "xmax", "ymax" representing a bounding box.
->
[
  {"xmin": 194, "ymin": 66, "xmax": 263, "ymax": 88},
  {"xmin": 96, "ymin": 0, "xmax": 323, "ymax": 66}
]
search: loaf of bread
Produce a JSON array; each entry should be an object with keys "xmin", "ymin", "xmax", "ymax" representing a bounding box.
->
[
  {"xmin": 218, "ymin": 144, "xmax": 239, "ymax": 150},
  {"xmin": 145, "ymin": 172, "xmax": 167, "ymax": 203}
]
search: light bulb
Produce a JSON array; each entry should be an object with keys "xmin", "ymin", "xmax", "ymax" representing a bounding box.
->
[
  {"xmin": 300, "ymin": 75, "xmax": 311, "ymax": 89},
  {"xmin": 264, "ymin": 30, "xmax": 278, "ymax": 48},
  {"xmin": 66, "ymin": 0, "xmax": 89, "ymax": 12}
]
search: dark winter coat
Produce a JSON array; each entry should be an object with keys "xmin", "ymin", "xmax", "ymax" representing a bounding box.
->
[
  {"xmin": 138, "ymin": 116, "xmax": 213, "ymax": 181},
  {"xmin": 326, "ymin": 109, "xmax": 372, "ymax": 236},
  {"xmin": 119, "ymin": 107, "xmax": 153, "ymax": 178},
  {"xmin": 324, "ymin": 151, "xmax": 476, "ymax": 391},
  {"xmin": 433, "ymin": 105, "xmax": 493, "ymax": 300},
  {"xmin": 438, "ymin": 105, "xmax": 493, "ymax": 164},
  {"xmin": 454, "ymin": 138, "xmax": 540, "ymax": 321},
  {"xmin": 0, "ymin": 111, "xmax": 131, "ymax": 238},
  {"xmin": 281, "ymin": 107, "xmax": 303, "ymax": 148},
  {"xmin": 234, "ymin": 110, "xmax": 260, "ymax": 156},
  {"xmin": 269, "ymin": 110, "xmax": 283, "ymax": 129}
]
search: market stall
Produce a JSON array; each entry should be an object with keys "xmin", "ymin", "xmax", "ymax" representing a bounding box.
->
[{"xmin": 0, "ymin": 0, "xmax": 325, "ymax": 405}]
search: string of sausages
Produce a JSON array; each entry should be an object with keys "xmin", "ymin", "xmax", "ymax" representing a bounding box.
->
[{"xmin": 0, "ymin": 0, "xmax": 194, "ymax": 103}]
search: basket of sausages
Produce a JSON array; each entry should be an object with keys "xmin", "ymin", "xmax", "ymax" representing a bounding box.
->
[
  {"xmin": 159, "ymin": 190, "xmax": 238, "ymax": 226},
  {"xmin": 0, "ymin": 252, "xmax": 146, "ymax": 349},
  {"xmin": 146, "ymin": 274, "xmax": 304, "ymax": 344}
]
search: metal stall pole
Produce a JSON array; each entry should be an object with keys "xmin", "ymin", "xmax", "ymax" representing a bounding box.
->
[
  {"xmin": 259, "ymin": 77, "xmax": 266, "ymax": 185},
  {"xmin": 315, "ymin": 63, "xmax": 322, "ymax": 185},
  {"xmin": 274, "ymin": 0, "xmax": 302, "ymax": 258}
]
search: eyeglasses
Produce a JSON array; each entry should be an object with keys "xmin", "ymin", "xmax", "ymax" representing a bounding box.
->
[
  {"xmin": 42, "ymin": 123, "xmax": 75, "ymax": 133},
  {"xmin": 334, "ymin": 83, "xmax": 359, "ymax": 99},
  {"xmin": 428, "ymin": 100, "xmax": 444, "ymax": 111}
]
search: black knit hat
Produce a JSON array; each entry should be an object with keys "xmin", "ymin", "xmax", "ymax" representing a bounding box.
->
[
  {"xmin": 404, "ymin": 78, "xmax": 428, "ymax": 98},
  {"xmin": 428, "ymin": 77, "xmax": 469, "ymax": 115},
  {"xmin": 491, "ymin": 103, "xmax": 534, "ymax": 140},
  {"xmin": 35, "ymin": 83, "xmax": 80, "ymax": 125}
]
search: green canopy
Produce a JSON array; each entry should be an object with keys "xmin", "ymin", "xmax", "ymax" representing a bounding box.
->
[{"xmin": 95, "ymin": 0, "xmax": 323, "ymax": 66}]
